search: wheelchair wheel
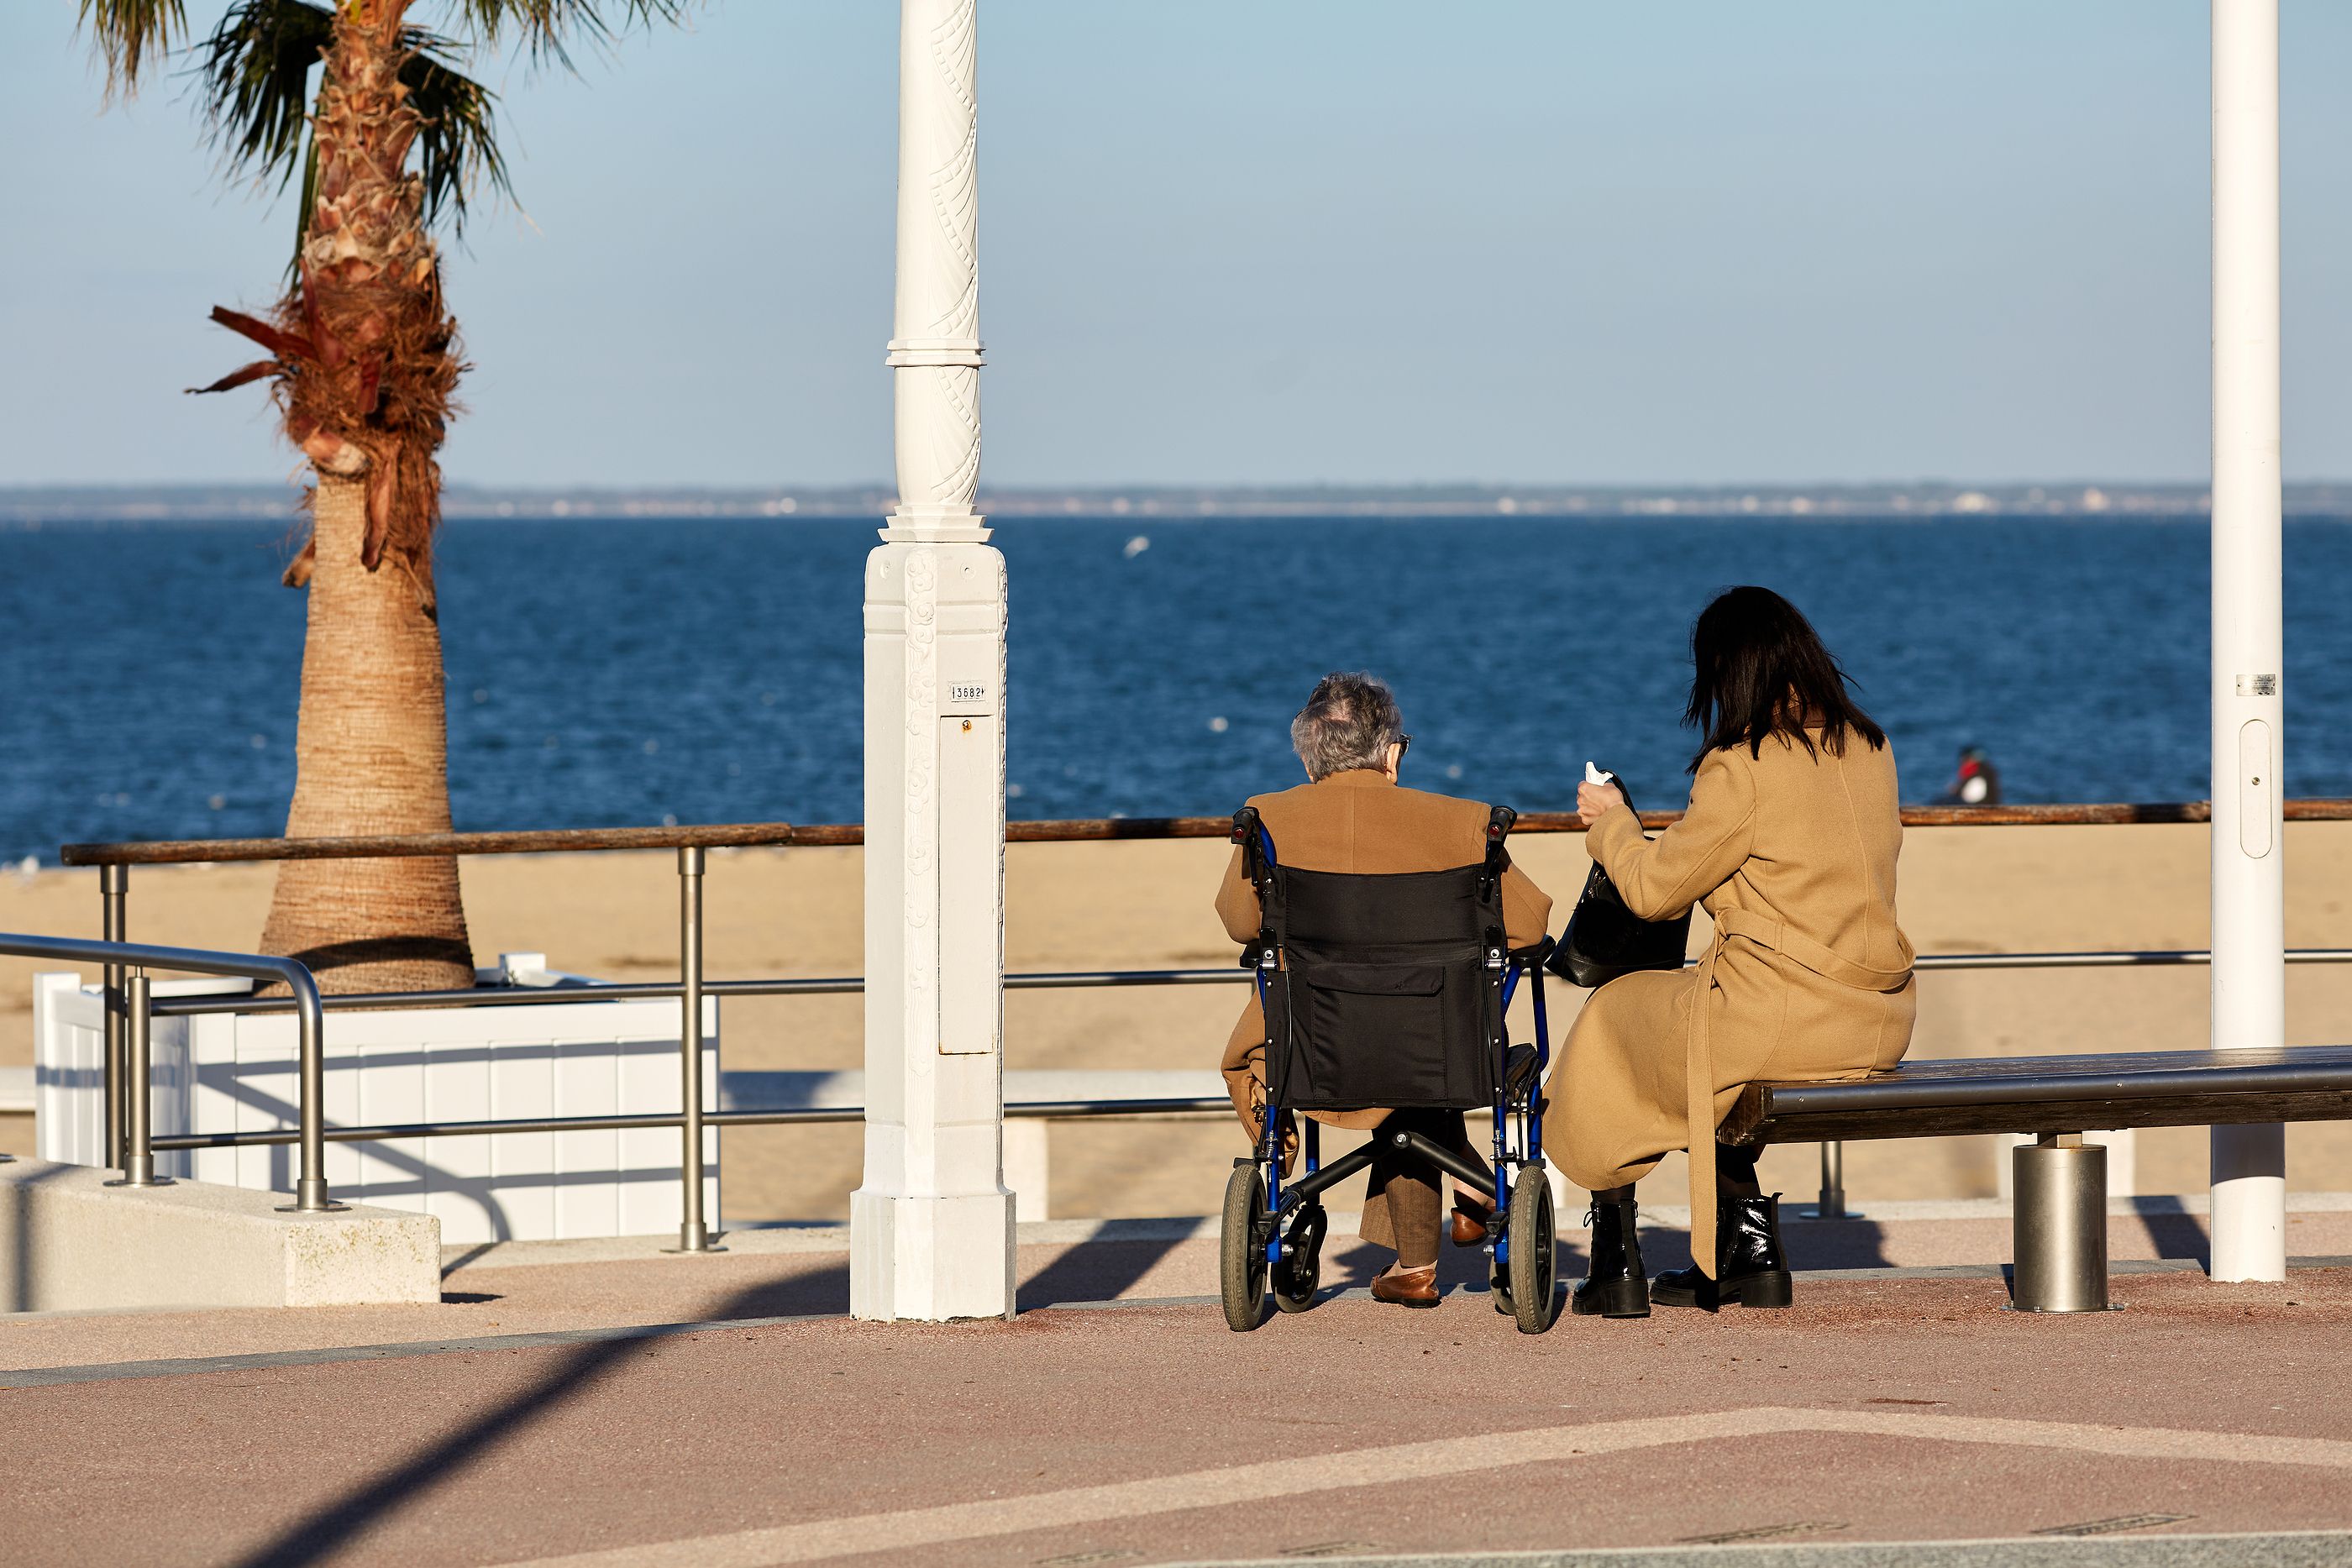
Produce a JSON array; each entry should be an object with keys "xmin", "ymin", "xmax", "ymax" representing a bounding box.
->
[
  {"xmin": 1273, "ymin": 1203, "xmax": 1326, "ymax": 1313},
  {"xmin": 1220, "ymin": 1164, "xmax": 1269, "ymax": 1331},
  {"xmin": 1490, "ymin": 1251, "xmax": 1514, "ymax": 1315},
  {"xmin": 1506, "ymin": 1167, "xmax": 1559, "ymax": 1334}
]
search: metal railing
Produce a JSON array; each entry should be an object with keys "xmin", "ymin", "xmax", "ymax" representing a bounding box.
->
[
  {"xmin": 39, "ymin": 936, "xmax": 2352, "ymax": 1224},
  {"xmin": 0, "ymin": 932, "xmax": 332, "ymax": 1210},
  {"xmin": 32, "ymin": 800, "xmax": 2352, "ymax": 1238}
]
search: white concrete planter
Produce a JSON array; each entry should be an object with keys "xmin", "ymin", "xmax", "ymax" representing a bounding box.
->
[{"xmin": 34, "ymin": 957, "xmax": 717, "ymax": 1245}]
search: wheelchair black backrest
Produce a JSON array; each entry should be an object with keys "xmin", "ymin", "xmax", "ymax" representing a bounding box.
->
[{"xmin": 1236, "ymin": 804, "xmax": 1514, "ymax": 1114}]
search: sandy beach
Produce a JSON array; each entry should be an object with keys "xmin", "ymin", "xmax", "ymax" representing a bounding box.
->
[{"xmin": 6, "ymin": 820, "xmax": 2350, "ymax": 1222}]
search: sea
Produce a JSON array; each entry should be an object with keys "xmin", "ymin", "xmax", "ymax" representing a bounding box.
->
[{"xmin": 3, "ymin": 514, "xmax": 2350, "ymax": 867}]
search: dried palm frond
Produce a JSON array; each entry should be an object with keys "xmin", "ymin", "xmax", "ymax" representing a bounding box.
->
[{"xmin": 76, "ymin": 0, "xmax": 187, "ymax": 96}]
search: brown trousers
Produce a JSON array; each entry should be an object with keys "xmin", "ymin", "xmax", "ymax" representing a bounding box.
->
[{"xmin": 1367, "ymin": 1109, "xmax": 1494, "ymax": 1268}]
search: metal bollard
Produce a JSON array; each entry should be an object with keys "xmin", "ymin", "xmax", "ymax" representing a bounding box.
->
[
  {"xmin": 668, "ymin": 846, "xmax": 718, "ymax": 1253},
  {"xmin": 115, "ymin": 971, "xmax": 160, "ymax": 1187},
  {"xmin": 101, "ymin": 864, "xmax": 128, "ymax": 1169},
  {"xmin": 1800, "ymin": 1141, "xmax": 1862, "ymax": 1220},
  {"xmin": 2011, "ymin": 1133, "xmax": 2109, "ymax": 1311}
]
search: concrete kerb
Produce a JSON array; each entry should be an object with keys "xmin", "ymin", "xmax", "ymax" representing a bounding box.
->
[
  {"xmin": 438, "ymin": 1214, "xmax": 1237, "ymax": 1272},
  {"xmin": 1170, "ymin": 1532, "xmax": 2352, "ymax": 1568},
  {"xmin": 2, "ymin": 1157, "xmax": 438, "ymax": 1312},
  {"xmin": 435, "ymin": 1195, "xmax": 2352, "ymax": 1273}
]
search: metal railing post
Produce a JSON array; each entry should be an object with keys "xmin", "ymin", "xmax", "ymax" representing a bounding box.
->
[
  {"xmin": 100, "ymin": 864, "xmax": 128, "ymax": 1169},
  {"xmin": 281, "ymin": 961, "xmax": 333, "ymax": 1213},
  {"xmin": 115, "ymin": 970, "xmax": 158, "ymax": 1186},
  {"xmin": 669, "ymin": 845, "xmax": 715, "ymax": 1252}
]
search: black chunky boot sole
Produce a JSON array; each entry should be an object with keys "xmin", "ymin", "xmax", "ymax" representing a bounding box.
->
[
  {"xmin": 1651, "ymin": 1268, "xmax": 1794, "ymax": 1311},
  {"xmin": 1571, "ymin": 1277, "xmax": 1651, "ymax": 1319}
]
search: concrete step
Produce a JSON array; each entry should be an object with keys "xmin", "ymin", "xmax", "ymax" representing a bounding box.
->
[{"xmin": 1, "ymin": 1158, "xmax": 438, "ymax": 1313}]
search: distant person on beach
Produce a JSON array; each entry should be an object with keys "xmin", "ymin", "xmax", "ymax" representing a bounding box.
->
[
  {"xmin": 1547, "ymin": 587, "xmax": 1916, "ymax": 1316},
  {"xmin": 1215, "ymin": 672, "xmax": 1551, "ymax": 1308},
  {"xmin": 1934, "ymin": 745, "xmax": 2003, "ymax": 806}
]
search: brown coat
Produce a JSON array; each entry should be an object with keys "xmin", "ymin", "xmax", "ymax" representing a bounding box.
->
[
  {"xmin": 1215, "ymin": 768, "xmax": 1554, "ymax": 1245},
  {"xmin": 1543, "ymin": 729, "xmax": 1915, "ymax": 1273}
]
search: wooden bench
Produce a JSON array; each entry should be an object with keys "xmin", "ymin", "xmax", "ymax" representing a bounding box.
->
[{"xmin": 1722, "ymin": 1044, "xmax": 2352, "ymax": 1311}]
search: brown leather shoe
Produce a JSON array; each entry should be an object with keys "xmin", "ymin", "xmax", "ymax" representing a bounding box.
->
[
  {"xmin": 1370, "ymin": 1262, "xmax": 1440, "ymax": 1308},
  {"xmin": 1450, "ymin": 1204, "xmax": 1493, "ymax": 1248}
]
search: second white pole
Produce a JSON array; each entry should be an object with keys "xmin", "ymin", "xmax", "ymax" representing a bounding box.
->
[{"xmin": 2208, "ymin": 0, "xmax": 2287, "ymax": 1283}]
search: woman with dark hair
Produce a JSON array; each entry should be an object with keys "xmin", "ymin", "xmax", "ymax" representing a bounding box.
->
[{"xmin": 1546, "ymin": 586, "xmax": 1915, "ymax": 1316}]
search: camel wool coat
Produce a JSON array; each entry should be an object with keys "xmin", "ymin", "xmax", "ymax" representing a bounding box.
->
[
  {"xmin": 1543, "ymin": 728, "xmax": 1915, "ymax": 1273},
  {"xmin": 1215, "ymin": 768, "xmax": 1553, "ymax": 1247}
]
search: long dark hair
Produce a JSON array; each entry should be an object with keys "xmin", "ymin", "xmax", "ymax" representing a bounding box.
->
[{"xmin": 1685, "ymin": 586, "xmax": 1886, "ymax": 772}]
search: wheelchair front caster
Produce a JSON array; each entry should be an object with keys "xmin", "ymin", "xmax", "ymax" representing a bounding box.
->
[
  {"xmin": 1273, "ymin": 1203, "xmax": 1326, "ymax": 1313},
  {"xmin": 1220, "ymin": 1164, "xmax": 1269, "ymax": 1331},
  {"xmin": 1506, "ymin": 1167, "xmax": 1559, "ymax": 1334}
]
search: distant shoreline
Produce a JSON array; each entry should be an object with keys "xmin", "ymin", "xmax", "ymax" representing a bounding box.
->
[{"xmin": 8, "ymin": 480, "xmax": 2352, "ymax": 522}]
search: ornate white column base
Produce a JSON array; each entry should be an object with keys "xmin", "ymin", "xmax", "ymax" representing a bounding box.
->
[{"xmin": 851, "ymin": 539, "xmax": 1013, "ymax": 1323}]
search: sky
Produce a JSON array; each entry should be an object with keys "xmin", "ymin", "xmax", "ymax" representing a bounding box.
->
[{"xmin": 3, "ymin": 1, "xmax": 2350, "ymax": 490}]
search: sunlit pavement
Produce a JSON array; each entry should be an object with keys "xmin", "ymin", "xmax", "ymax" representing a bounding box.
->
[{"xmin": 3, "ymin": 1214, "xmax": 2349, "ymax": 1566}]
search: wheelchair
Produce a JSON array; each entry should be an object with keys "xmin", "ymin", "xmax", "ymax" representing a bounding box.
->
[{"xmin": 1218, "ymin": 803, "xmax": 1559, "ymax": 1335}]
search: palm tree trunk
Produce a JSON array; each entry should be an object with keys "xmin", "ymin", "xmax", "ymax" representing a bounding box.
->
[
  {"xmin": 260, "ymin": 469, "xmax": 473, "ymax": 991},
  {"xmin": 255, "ymin": 4, "xmax": 473, "ymax": 994}
]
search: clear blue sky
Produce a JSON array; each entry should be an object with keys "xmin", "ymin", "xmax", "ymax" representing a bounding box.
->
[{"xmin": 4, "ymin": 2, "xmax": 2349, "ymax": 489}]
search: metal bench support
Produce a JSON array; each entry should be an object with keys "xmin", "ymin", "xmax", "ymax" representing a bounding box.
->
[{"xmin": 2011, "ymin": 1132, "xmax": 2108, "ymax": 1312}]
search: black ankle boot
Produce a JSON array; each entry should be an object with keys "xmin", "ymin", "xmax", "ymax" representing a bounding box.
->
[
  {"xmin": 1651, "ymin": 1193, "xmax": 1794, "ymax": 1311},
  {"xmin": 1571, "ymin": 1196, "xmax": 1650, "ymax": 1318}
]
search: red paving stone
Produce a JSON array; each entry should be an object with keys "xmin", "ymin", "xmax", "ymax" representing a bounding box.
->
[{"xmin": 2, "ymin": 1266, "xmax": 2348, "ymax": 1566}]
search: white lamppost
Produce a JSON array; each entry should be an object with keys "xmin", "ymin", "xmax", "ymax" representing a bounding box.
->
[
  {"xmin": 851, "ymin": 0, "xmax": 1016, "ymax": 1322},
  {"xmin": 2208, "ymin": 0, "xmax": 2288, "ymax": 1283}
]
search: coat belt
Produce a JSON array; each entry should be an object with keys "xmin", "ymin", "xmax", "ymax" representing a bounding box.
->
[{"xmin": 1682, "ymin": 908, "xmax": 1914, "ymax": 1277}]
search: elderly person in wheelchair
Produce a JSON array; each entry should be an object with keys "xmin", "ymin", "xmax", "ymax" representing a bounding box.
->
[{"xmin": 1215, "ymin": 672, "xmax": 1557, "ymax": 1329}]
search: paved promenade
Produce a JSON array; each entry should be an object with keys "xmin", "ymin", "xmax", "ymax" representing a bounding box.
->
[{"xmin": 3, "ymin": 1205, "xmax": 2349, "ymax": 1566}]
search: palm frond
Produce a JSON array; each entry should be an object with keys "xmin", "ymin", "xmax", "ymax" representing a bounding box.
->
[
  {"xmin": 192, "ymin": 0, "xmax": 333, "ymax": 197},
  {"xmin": 444, "ymin": 0, "xmax": 695, "ymax": 74},
  {"xmin": 404, "ymin": 34, "xmax": 516, "ymax": 239},
  {"xmin": 77, "ymin": 0, "xmax": 189, "ymax": 97},
  {"xmin": 193, "ymin": 3, "xmax": 512, "ymax": 249}
]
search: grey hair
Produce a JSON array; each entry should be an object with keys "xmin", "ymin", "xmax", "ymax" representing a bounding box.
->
[{"xmin": 1290, "ymin": 672, "xmax": 1404, "ymax": 780}]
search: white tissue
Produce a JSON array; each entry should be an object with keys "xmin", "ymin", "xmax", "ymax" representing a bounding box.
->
[{"xmin": 1584, "ymin": 762, "xmax": 1614, "ymax": 787}]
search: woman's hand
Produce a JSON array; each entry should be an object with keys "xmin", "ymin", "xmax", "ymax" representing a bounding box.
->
[{"xmin": 1578, "ymin": 779, "xmax": 1628, "ymax": 821}]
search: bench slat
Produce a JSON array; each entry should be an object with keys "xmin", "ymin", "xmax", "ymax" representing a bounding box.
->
[{"xmin": 1723, "ymin": 1044, "xmax": 2352, "ymax": 1145}]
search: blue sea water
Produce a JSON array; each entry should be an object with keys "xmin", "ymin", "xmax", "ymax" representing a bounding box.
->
[{"xmin": 3, "ymin": 515, "xmax": 2350, "ymax": 865}]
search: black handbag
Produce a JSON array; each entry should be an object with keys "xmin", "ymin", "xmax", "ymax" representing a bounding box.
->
[{"xmin": 1546, "ymin": 772, "xmax": 1694, "ymax": 988}]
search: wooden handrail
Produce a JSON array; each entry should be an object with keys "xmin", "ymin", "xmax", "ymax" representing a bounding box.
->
[
  {"xmin": 58, "ymin": 822, "xmax": 807, "ymax": 865},
  {"xmin": 54, "ymin": 798, "xmax": 2352, "ymax": 868}
]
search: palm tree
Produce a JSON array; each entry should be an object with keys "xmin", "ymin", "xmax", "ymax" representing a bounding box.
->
[{"xmin": 80, "ymin": 1, "xmax": 691, "ymax": 992}]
